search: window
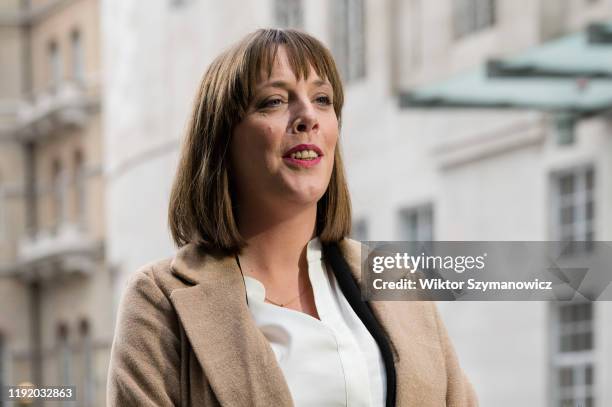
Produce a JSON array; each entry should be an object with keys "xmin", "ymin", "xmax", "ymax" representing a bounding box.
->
[
  {"xmin": 408, "ymin": 0, "xmax": 422, "ymax": 69},
  {"xmin": 52, "ymin": 159, "xmax": 66, "ymax": 230},
  {"xmin": 73, "ymin": 150, "xmax": 85, "ymax": 225},
  {"xmin": 399, "ymin": 204, "xmax": 434, "ymax": 241},
  {"xmin": 57, "ymin": 323, "xmax": 72, "ymax": 387},
  {"xmin": 79, "ymin": 319, "xmax": 94, "ymax": 407},
  {"xmin": 71, "ymin": 30, "xmax": 84, "ymax": 82},
  {"xmin": 48, "ymin": 40, "xmax": 62, "ymax": 90},
  {"xmin": 352, "ymin": 218, "xmax": 369, "ymax": 241},
  {"xmin": 332, "ymin": 0, "xmax": 366, "ymax": 82},
  {"xmin": 552, "ymin": 167, "xmax": 595, "ymax": 256},
  {"xmin": 453, "ymin": 0, "xmax": 496, "ymax": 38},
  {"xmin": 274, "ymin": 0, "xmax": 303, "ymax": 28},
  {"xmin": 551, "ymin": 302, "xmax": 596, "ymax": 407},
  {"xmin": 555, "ymin": 113, "xmax": 576, "ymax": 146}
]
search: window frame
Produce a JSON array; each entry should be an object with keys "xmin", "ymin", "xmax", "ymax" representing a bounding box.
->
[
  {"xmin": 549, "ymin": 302, "xmax": 596, "ymax": 407},
  {"xmin": 331, "ymin": 0, "xmax": 366, "ymax": 83},
  {"xmin": 51, "ymin": 158, "xmax": 70, "ymax": 232},
  {"xmin": 453, "ymin": 0, "xmax": 496, "ymax": 39},
  {"xmin": 48, "ymin": 39, "xmax": 62, "ymax": 91},
  {"xmin": 550, "ymin": 165, "xmax": 596, "ymax": 256},
  {"xmin": 79, "ymin": 319, "xmax": 94, "ymax": 407},
  {"xmin": 548, "ymin": 164, "xmax": 597, "ymax": 407},
  {"xmin": 70, "ymin": 29, "xmax": 84, "ymax": 83},
  {"xmin": 398, "ymin": 203, "xmax": 434, "ymax": 241},
  {"xmin": 56, "ymin": 323, "xmax": 72, "ymax": 389},
  {"xmin": 73, "ymin": 150, "xmax": 86, "ymax": 227}
]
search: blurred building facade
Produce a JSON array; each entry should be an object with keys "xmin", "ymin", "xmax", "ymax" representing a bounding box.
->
[
  {"xmin": 102, "ymin": 1, "xmax": 612, "ymax": 406},
  {"xmin": 0, "ymin": 0, "xmax": 111, "ymax": 406},
  {"xmin": 384, "ymin": 2, "xmax": 612, "ymax": 406},
  {"xmin": 0, "ymin": 0, "xmax": 610, "ymax": 406}
]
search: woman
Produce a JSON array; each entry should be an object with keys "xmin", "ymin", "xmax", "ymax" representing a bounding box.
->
[{"xmin": 107, "ymin": 28, "xmax": 477, "ymax": 406}]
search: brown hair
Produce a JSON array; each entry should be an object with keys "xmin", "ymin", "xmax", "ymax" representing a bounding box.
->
[{"xmin": 168, "ymin": 28, "xmax": 352, "ymax": 253}]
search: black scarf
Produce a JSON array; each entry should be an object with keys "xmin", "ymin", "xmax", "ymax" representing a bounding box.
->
[{"xmin": 322, "ymin": 242, "xmax": 397, "ymax": 407}]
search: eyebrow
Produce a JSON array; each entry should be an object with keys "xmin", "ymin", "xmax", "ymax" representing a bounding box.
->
[{"xmin": 256, "ymin": 78, "xmax": 331, "ymax": 91}]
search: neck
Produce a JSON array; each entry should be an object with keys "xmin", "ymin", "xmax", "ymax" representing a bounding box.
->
[{"xmin": 236, "ymin": 203, "xmax": 317, "ymax": 284}]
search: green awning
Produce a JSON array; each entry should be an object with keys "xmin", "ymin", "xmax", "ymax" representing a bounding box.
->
[{"xmin": 400, "ymin": 22, "xmax": 612, "ymax": 114}]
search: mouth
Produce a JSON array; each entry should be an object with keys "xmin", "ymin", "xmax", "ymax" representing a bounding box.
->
[
  {"xmin": 282, "ymin": 144, "xmax": 324, "ymax": 160},
  {"xmin": 282, "ymin": 144, "xmax": 323, "ymax": 168}
]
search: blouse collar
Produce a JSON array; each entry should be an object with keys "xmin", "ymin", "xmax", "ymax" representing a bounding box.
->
[{"xmin": 243, "ymin": 236, "xmax": 323, "ymax": 304}]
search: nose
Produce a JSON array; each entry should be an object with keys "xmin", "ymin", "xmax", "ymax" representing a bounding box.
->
[{"xmin": 290, "ymin": 98, "xmax": 319, "ymax": 134}]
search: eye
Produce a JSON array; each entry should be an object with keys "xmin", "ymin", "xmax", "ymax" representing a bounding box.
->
[
  {"xmin": 315, "ymin": 95, "xmax": 332, "ymax": 105},
  {"xmin": 259, "ymin": 97, "xmax": 285, "ymax": 109}
]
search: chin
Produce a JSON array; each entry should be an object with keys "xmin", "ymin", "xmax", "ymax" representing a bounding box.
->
[{"xmin": 284, "ymin": 187, "xmax": 327, "ymax": 207}]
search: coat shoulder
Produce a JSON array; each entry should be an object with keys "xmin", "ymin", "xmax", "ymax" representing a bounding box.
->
[
  {"xmin": 108, "ymin": 257, "xmax": 184, "ymax": 406},
  {"xmin": 125, "ymin": 256, "xmax": 190, "ymax": 303},
  {"xmin": 337, "ymin": 237, "xmax": 368, "ymax": 258},
  {"xmin": 338, "ymin": 236, "xmax": 364, "ymax": 249},
  {"xmin": 333, "ymin": 237, "xmax": 369, "ymax": 286}
]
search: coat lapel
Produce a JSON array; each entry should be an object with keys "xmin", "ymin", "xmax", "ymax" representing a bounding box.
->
[
  {"xmin": 169, "ymin": 244, "xmax": 293, "ymax": 406},
  {"xmin": 168, "ymin": 238, "xmax": 394, "ymax": 406},
  {"xmin": 337, "ymin": 238, "xmax": 396, "ymax": 342}
]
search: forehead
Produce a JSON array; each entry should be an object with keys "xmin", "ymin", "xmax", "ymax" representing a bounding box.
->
[{"xmin": 255, "ymin": 45, "xmax": 325, "ymax": 85}]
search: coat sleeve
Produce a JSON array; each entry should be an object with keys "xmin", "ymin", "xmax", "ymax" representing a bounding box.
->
[
  {"xmin": 107, "ymin": 268, "xmax": 181, "ymax": 406},
  {"xmin": 431, "ymin": 303, "xmax": 479, "ymax": 407}
]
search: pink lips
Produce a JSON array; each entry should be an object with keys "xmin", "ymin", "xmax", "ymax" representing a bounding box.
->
[
  {"xmin": 282, "ymin": 144, "xmax": 324, "ymax": 157},
  {"xmin": 283, "ymin": 155, "xmax": 322, "ymax": 168},
  {"xmin": 282, "ymin": 143, "xmax": 323, "ymax": 168}
]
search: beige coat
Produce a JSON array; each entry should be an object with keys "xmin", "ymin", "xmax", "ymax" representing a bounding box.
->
[{"xmin": 107, "ymin": 238, "xmax": 478, "ymax": 406}]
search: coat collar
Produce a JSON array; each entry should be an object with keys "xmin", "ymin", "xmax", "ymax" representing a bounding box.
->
[
  {"xmin": 168, "ymin": 237, "xmax": 380, "ymax": 406},
  {"xmin": 170, "ymin": 238, "xmax": 364, "ymax": 286}
]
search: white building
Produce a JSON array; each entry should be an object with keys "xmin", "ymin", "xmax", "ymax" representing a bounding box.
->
[{"xmin": 102, "ymin": 0, "xmax": 612, "ymax": 406}]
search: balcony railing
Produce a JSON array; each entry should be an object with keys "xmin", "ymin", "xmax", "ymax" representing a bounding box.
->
[
  {"xmin": 10, "ymin": 81, "xmax": 99, "ymax": 142},
  {"xmin": 0, "ymin": 0, "xmax": 81, "ymax": 27},
  {"xmin": 16, "ymin": 223, "xmax": 103, "ymax": 281}
]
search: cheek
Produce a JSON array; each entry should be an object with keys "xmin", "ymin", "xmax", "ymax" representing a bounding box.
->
[
  {"xmin": 323, "ymin": 118, "xmax": 339, "ymax": 155},
  {"xmin": 231, "ymin": 119, "xmax": 284, "ymax": 173},
  {"xmin": 329, "ymin": 130, "xmax": 338, "ymax": 149},
  {"xmin": 230, "ymin": 123, "xmax": 259, "ymax": 181},
  {"xmin": 261, "ymin": 124, "xmax": 282, "ymax": 155}
]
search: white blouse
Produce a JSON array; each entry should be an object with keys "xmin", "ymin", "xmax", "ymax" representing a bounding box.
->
[{"xmin": 242, "ymin": 237, "xmax": 386, "ymax": 406}]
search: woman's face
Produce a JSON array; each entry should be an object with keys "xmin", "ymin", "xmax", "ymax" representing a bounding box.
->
[{"xmin": 230, "ymin": 46, "xmax": 338, "ymax": 214}]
